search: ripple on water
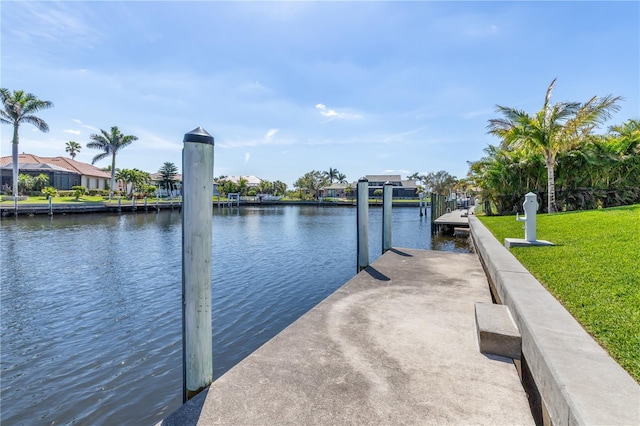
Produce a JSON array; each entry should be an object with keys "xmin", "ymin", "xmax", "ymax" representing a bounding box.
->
[{"xmin": 0, "ymin": 207, "xmax": 470, "ymax": 425}]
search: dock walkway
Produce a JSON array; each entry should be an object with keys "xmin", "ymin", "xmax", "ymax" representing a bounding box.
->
[
  {"xmin": 162, "ymin": 248, "xmax": 533, "ymax": 425},
  {"xmin": 433, "ymin": 208, "xmax": 469, "ymax": 227}
]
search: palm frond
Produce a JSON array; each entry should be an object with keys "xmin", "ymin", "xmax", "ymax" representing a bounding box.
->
[
  {"xmin": 91, "ymin": 152, "xmax": 109, "ymax": 165},
  {"xmin": 20, "ymin": 115, "xmax": 50, "ymax": 132}
]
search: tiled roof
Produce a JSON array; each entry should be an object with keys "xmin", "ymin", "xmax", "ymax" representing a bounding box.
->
[
  {"xmin": 0, "ymin": 162, "xmax": 72, "ymax": 172},
  {"xmin": 221, "ymin": 175, "xmax": 262, "ymax": 186},
  {"xmin": 365, "ymin": 174, "xmax": 402, "ymax": 182},
  {"xmin": 150, "ymin": 172, "xmax": 182, "ymax": 182},
  {"xmin": 0, "ymin": 154, "xmax": 111, "ymax": 178}
]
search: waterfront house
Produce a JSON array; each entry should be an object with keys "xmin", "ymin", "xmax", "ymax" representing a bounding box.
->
[
  {"xmin": 149, "ymin": 172, "xmax": 182, "ymax": 197},
  {"xmin": 221, "ymin": 175, "xmax": 262, "ymax": 188},
  {"xmin": 0, "ymin": 154, "xmax": 111, "ymax": 191},
  {"xmin": 322, "ymin": 175, "xmax": 419, "ymax": 198}
]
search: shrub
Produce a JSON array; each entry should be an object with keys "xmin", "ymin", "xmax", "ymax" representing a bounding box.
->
[
  {"xmin": 248, "ymin": 189, "xmax": 257, "ymax": 197},
  {"xmin": 88, "ymin": 189, "xmax": 109, "ymax": 196},
  {"xmin": 41, "ymin": 187, "xmax": 58, "ymax": 198},
  {"xmin": 71, "ymin": 185, "xmax": 87, "ymax": 200},
  {"xmin": 57, "ymin": 190, "xmax": 74, "ymax": 197}
]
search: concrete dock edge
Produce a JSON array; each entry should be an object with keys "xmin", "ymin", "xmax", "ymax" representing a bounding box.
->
[{"xmin": 469, "ymin": 215, "xmax": 640, "ymax": 426}]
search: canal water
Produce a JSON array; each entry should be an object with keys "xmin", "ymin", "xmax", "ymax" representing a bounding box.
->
[{"xmin": 0, "ymin": 205, "xmax": 471, "ymax": 425}]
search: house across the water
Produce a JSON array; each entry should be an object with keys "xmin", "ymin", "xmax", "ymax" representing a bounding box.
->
[
  {"xmin": 322, "ymin": 175, "xmax": 419, "ymax": 198},
  {"xmin": 0, "ymin": 154, "xmax": 111, "ymax": 191}
]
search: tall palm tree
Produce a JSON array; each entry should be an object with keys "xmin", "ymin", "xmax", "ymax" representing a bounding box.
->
[
  {"xmin": 0, "ymin": 88, "xmax": 53, "ymax": 201},
  {"xmin": 65, "ymin": 141, "xmax": 81, "ymax": 159},
  {"xmin": 337, "ymin": 172, "xmax": 348, "ymax": 184},
  {"xmin": 324, "ymin": 167, "xmax": 339, "ymax": 183},
  {"xmin": 487, "ymin": 78, "xmax": 621, "ymax": 213},
  {"xmin": 87, "ymin": 126, "xmax": 138, "ymax": 200}
]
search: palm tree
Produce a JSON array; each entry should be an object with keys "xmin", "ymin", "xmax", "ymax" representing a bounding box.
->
[
  {"xmin": 0, "ymin": 89, "xmax": 54, "ymax": 201},
  {"xmin": 324, "ymin": 167, "xmax": 340, "ymax": 183},
  {"xmin": 487, "ymin": 79, "xmax": 621, "ymax": 213},
  {"xmin": 237, "ymin": 177, "xmax": 248, "ymax": 196},
  {"xmin": 336, "ymin": 172, "xmax": 348, "ymax": 184},
  {"xmin": 272, "ymin": 180, "xmax": 287, "ymax": 196},
  {"xmin": 65, "ymin": 141, "xmax": 81, "ymax": 159},
  {"xmin": 87, "ymin": 126, "xmax": 138, "ymax": 200}
]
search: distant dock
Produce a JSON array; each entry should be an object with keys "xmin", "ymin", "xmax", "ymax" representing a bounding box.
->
[
  {"xmin": 433, "ymin": 207, "xmax": 470, "ymax": 234},
  {"xmin": 161, "ymin": 248, "xmax": 533, "ymax": 425}
]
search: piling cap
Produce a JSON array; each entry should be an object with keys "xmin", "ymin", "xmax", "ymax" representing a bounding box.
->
[
  {"xmin": 184, "ymin": 127, "xmax": 214, "ymax": 145},
  {"xmin": 384, "ymin": 181, "xmax": 392, "ymax": 186},
  {"xmin": 358, "ymin": 177, "xmax": 368, "ymax": 182}
]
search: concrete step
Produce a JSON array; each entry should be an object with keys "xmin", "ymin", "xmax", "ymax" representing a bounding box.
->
[{"xmin": 475, "ymin": 302, "xmax": 521, "ymax": 360}]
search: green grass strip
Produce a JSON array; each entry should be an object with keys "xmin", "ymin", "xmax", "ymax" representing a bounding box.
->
[{"xmin": 479, "ymin": 205, "xmax": 640, "ymax": 382}]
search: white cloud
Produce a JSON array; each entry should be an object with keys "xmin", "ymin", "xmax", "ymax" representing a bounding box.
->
[
  {"xmin": 64, "ymin": 129, "xmax": 81, "ymax": 135},
  {"xmin": 71, "ymin": 119, "xmax": 99, "ymax": 133},
  {"xmin": 128, "ymin": 127, "xmax": 182, "ymax": 152},
  {"xmin": 265, "ymin": 128, "xmax": 279, "ymax": 142},
  {"xmin": 315, "ymin": 103, "xmax": 362, "ymax": 121},
  {"xmin": 244, "ymin": 152, "xmax": 250, "ymax": 163}
]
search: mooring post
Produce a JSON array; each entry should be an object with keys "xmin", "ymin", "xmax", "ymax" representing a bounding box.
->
[
  {"xmin": 144, "ymin": 196, "xmax": 148, "ymax": 212},
  {"xmin": 48, "ymin": 195, "xmax": 53, "ymax": 216},
  {"xmin": 182, "ymin": 127, "xmax": 214, "ymax": 403},
  {"xmin": 117, "ymin": 196, "xmax": 121, "ymax": 212},
  {"xmin": 382, "ymin": 181, "xmax": 393, "ymax": 254},
  {"xmin": 357, "ymin": 177, "xmax": 369, "ymax": 272},
  {"xmin": 156, "ymin": 192, "xmax": 159, "ymax": 211},
  {"xmin": 132, "ymin": 196, "xmax": 136, "ymax": 211},
  {"xmin": 419, "ymin": 193, "xmax": 424, "ymax": 217}
]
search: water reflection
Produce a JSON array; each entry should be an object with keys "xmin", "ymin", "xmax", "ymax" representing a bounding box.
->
[{"xmin": 0, "ymin": 206, "xmax": 470, "ymax": 425}]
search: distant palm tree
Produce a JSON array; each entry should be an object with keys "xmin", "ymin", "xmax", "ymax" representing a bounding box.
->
[
  {"xmin": 324, "ymin": 167, "xmax": 340, "ymax": 183},
  {"xmin": 65, "ymin": 141, "xmax": 81, "ymax": 159},
  {"xmin": 87, "ymin": 126, "xmax": 138, "ymax": 200},
  {"xmin": 487, "ymin": 79, "xmax": 621, "ymax": 213},
  {"xmin": 337, "ymin": 172, "xmax": 348, "ymax": 184},
  {"xmin": 0, "ymin": 88, "xmax": 54, "ymax": 200},
  {"xmin": 237, "ymin": 177, "xmax": 249, "ymax": 196}
]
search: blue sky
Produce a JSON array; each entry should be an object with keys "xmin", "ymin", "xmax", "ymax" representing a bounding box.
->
[{"xmin": 2, "ymin": 1, "xmax": 638, "ymax": 187}]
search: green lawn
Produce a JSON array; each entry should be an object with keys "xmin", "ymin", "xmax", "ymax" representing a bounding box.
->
[
  {"xmin": 479, "ymin": 205, "xmax": 640, "ymax": 382},
  {"xmin": 0, "ymin": 195, "xmax": 186, "ymax": 204}
]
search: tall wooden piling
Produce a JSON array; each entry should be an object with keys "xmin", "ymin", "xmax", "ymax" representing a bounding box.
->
[
  {"xmin": 382, "ymin": 181, "xmax": 392, "ymax": 254},
  {"xmin": 357, "ymin": 178, "xmax": 369, "ymax": 272},
  {"xmin": 182, "ymin": 127, "xmax": 214, "ymax": 402}
]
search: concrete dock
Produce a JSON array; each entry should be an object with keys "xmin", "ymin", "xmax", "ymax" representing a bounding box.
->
[
  {"xmin": 433, "ymin": 208, "xmax": 469, "ymax": 228},
  {"xmin": 162, "ymin": 248, "xmax": 533, "ymax": 425}
]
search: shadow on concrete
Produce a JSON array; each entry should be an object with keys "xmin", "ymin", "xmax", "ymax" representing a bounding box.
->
[
  {"xmin": 160, "ymin": 387, "xmax": 209, "ymax": 426},
  {"xmin": 363, "ymin": 266, "xmax": 391, "ymax": 281},
  {"xmin": 389, "ymin": 248, "xmax": 413, "ymax": 257},
  {"xmin": 482, "ymin": 353, "xmax": 516, "ymax": 365}
]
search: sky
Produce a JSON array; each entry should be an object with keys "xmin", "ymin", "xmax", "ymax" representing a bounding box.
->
[{"xmin": 1, "ymin": 1, "xmax": 638, "ymax": 188}]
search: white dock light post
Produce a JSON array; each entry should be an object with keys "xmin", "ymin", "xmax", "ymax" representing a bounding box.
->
[
  {"xmin": 182, "ymin": 127, "xmax": 214, "ymax": 402},
  {"xmin": 382, "ymin": 181, "xmax": 393, "ymax": 254},
  {"xmin": 357, "ymin": 177, "xmax": 369, "ymax": 272}
]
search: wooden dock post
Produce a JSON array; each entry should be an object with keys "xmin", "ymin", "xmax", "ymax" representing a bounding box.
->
[
  {"xmin": 48, "ymin": 196, "xmax": 53, "ymax": 216},
  {"xmin": 357, "ymin": 177, "xmax": 369, "ymax": 272},
  {"xmin": 182, "ymin": 127, "xmax": 215, "ymax": 402},
  {"xmin": 382, "ymin": 181, "xmax": 392, "ymax": 253}
]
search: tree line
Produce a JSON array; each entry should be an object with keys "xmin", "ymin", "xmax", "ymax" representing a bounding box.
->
[{"xmin": 467, "ymin": 79, "xmax": 638, "ymax": 215}]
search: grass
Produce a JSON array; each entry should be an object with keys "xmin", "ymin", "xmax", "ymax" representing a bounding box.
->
[
  {"xmin": 0, "ymin": 195, "xmax": 186, "ymax": 205},
  {"xmin": 479, "ymin": 205, "xmax": 640, "ymax": 382}
]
